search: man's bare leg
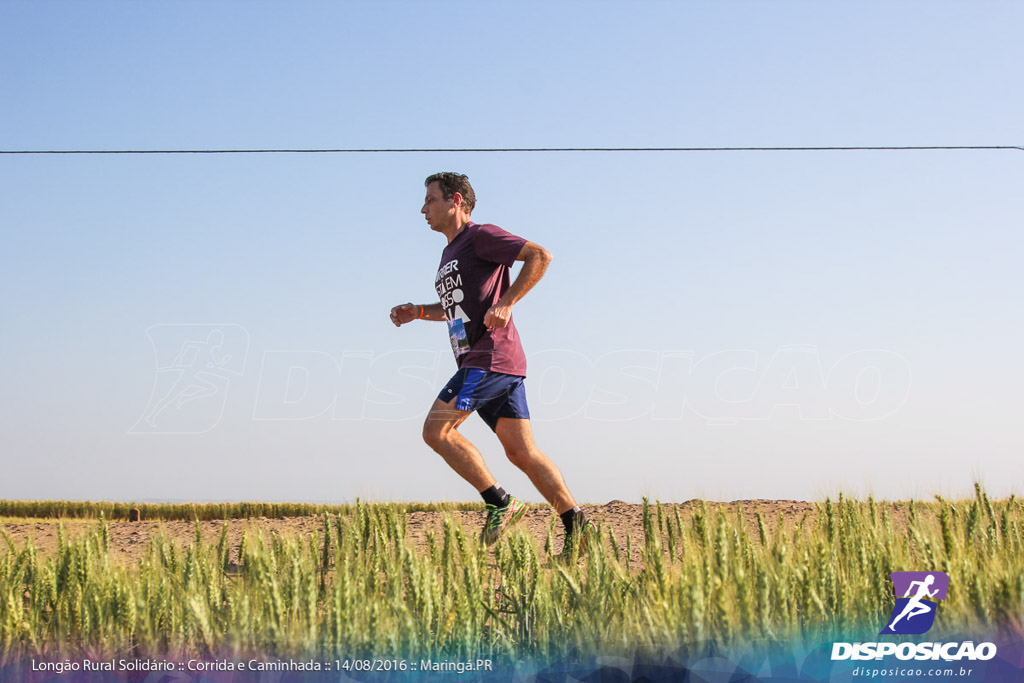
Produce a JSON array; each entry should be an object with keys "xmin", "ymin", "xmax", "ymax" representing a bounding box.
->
[
  {"xmin": 421, "ymin": 397, "xmax": 496, "ymax": 491},
  {"xmin": 494, "ymin": 417, "xmax": 577, "ymax": 514}
]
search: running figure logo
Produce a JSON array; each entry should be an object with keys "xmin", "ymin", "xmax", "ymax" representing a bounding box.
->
[
  {"xmin": 130, "ymin": 324, "xmax": 249, "ymax": 434},
  {"xmin": 880, "ymin": 571, "xmax": 949, "ymax": 635}
]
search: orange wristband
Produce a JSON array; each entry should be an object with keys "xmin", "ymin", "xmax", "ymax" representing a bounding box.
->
[{"xmin": 418, "ymin": 305, "xmax": 425, "ymax": 320}]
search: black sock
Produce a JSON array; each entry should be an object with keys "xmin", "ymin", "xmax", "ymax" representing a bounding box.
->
[
  {"xmin": 561, "ymin": 507, "xmax": 585, "ymax": 534},
  {"xmin": 480, "ymin": 484, "xmax": 510, "ymax": 508}
]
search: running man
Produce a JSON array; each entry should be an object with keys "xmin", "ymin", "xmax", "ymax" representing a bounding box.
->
[
  {"xmin": 390, "ymin": 172, "xmax": 595, "ymax": 559},
  {"xmin": 888, "ymin": 574, "xmax": 940, "ymax": 631}
]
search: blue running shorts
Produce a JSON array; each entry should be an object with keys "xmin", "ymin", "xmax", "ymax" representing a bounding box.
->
[{"xmin": 438, "ymin": 368, "xmax": 530, "ymax": 431}]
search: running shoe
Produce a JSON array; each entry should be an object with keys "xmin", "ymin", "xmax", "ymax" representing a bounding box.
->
[
  {"xmin": 480, "ymin": 496, "xmax": 528, "ymax": 545},
  {"xmin": 557, "ymin": 520, "xmax": 599, "ymax": 563}
]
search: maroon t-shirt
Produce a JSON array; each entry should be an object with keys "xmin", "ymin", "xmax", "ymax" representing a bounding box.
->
[{"xmin": 434, "ymin": 223, "xmax": 528, "ymax": 376}]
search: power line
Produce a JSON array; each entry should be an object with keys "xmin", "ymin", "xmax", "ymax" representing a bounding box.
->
[{"xmin": 1, "ymin": 145, "xmax": 1022, "ymax": 155}]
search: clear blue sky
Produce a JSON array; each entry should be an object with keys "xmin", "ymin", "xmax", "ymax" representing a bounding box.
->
[{"xmin": 2, "ymin": 1, "xmax": 1022, "ymax": 504}]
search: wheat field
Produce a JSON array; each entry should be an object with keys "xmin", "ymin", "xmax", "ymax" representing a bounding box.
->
[{"xmin": 0, "ymin": 487, "xmax": 1021, "ymax": 674}]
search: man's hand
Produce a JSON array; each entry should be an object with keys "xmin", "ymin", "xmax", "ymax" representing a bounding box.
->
[
  {"xmin": 390, "ymin": 302, "xmax": 418, "ymax": 327},
  {"xmin": 483, "ymin": 303, "xmax": 513, "ymax": 329}
]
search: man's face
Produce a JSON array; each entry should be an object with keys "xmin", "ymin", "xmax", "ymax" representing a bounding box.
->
[{"xmin": 421, "ymin": 181, "xmax": 458, "ymax": 230}]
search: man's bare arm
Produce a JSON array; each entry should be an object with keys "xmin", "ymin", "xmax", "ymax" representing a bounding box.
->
[
  {"xmin": 390, "ymin": 302, "xmax": 445, "ymax": 326},
  {"xmin": 483, "ymin": 241, "xmax": 553, "ymax": 329}
]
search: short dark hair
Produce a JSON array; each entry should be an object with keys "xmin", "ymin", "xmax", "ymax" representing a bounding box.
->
[{"xmin": 425, "ymin": 172, "xmax": 476, "ymax": 215}]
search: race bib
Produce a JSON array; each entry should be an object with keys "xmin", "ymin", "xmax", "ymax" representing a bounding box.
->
[{"xmin": 447, "ymin": 317, "xmax": 470, "ymax": 358}]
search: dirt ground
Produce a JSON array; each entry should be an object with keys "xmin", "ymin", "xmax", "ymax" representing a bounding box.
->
[{"xmin": 0, "ymin": 499, "xmax": 901, "ymax": 570}]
